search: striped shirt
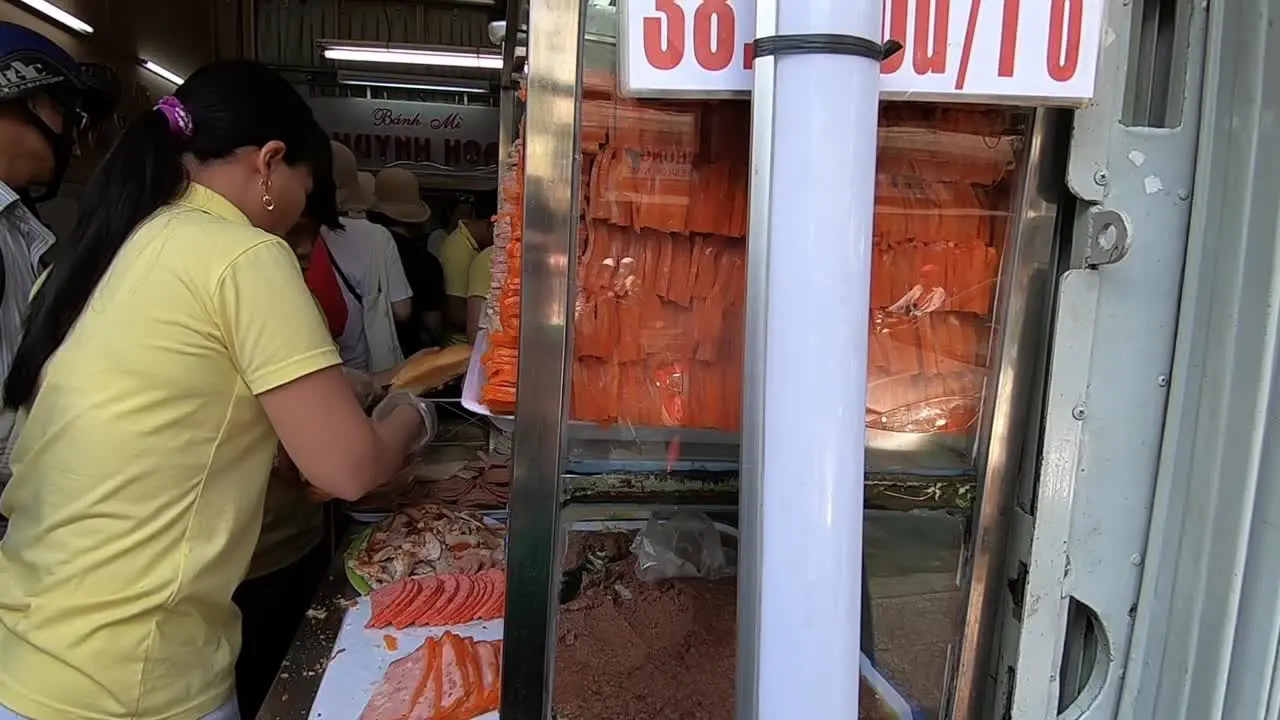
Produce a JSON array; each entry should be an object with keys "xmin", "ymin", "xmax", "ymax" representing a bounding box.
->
[{"xmin": 0, "ymin": 182, "xmax": 55, "ymax": 536}]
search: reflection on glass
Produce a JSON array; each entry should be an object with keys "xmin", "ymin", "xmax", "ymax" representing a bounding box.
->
[
  {"xmin": 866, "ymin": 105, "xmax": 1027, "ymax": 472},
  {"xmin": 488, "ymin": 93, "xmax": 1027, "ymax": 461}
]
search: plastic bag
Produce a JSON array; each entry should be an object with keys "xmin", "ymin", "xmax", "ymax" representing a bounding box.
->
[{"xmin": 631, "ymin": 511, "xmax": 735, "ymax": 582}]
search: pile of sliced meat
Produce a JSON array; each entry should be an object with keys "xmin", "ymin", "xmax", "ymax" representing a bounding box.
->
[
  {"xmin": 423, "ymin": 457, "xmax": 511, "ymax": 510},
  {"xmin": 359, "ymin": 631, "xmax": 502, "ymax": 720},
  {"xmin": 366, "ymin": 569, "xmax": 507, "ymax": 630},
  {"xmin": 346, "ymin": 506, "xmax": 505, "ymax": 590}
]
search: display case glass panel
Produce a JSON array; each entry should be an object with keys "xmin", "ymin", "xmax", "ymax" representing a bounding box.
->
[{"xmin": 489, "ymin": 10, "xmax": 1038, "ymax": 717}]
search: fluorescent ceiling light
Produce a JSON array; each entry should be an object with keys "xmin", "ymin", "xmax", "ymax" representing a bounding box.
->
[
  {"xmin": 323, "ymin": 46, "xmax": 503, "ymax": 70},
  {"xmin": 14, "ymin": 0, "xmax": 93, "ymax": 34},
  {"xmin": 338, "ymin": 78, "xmax": 489, "ymax": 93},
  {"xmin": 140, "ymin": 60, "xmax": 184, "ymax": 86}
]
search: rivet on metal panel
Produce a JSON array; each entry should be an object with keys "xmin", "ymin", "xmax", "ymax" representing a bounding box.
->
[
  {"xmin": 1177, "ymin": 189, "xmax": 1190, "ymax": 200},
  {"xmin": 1094, "ymin": 169, "xmax": 1109, "ymax": 186},
  {"xmin": 1084, "ymin": 207, "xmax": 1133, "ymax": 267},
  {"xmin": 1072, "ymin": 404, "xmax": 1088, "ymax": 421},
  {"xmin": 1130, "ymin": 554, "xmax": 1144, "ymax": 566},
  {"xmin": 1158, "ymin": 375, "xmax": 1169, "ymax": 387}
]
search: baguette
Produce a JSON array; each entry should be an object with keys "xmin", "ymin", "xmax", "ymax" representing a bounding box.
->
[{"xmin": 389, "ymin": 345, "xmax": 473, "ymax": 395}]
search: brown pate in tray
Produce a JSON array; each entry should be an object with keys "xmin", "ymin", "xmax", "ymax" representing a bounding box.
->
[{"xmin": 553, "ymin": 532, "xmax": 899, "ymax": 720}]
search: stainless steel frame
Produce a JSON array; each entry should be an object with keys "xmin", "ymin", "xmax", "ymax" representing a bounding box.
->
[
  {"xmin": 951, "ymin": 109, "xmax": 1069, "ymax": 720},
  {"xmin": 498, "ymin": 0, "xmax": 584, "ymax": 717},
  {"xmin": 735, "ymin": 0, "xmax": 778, "ymax": 713}
]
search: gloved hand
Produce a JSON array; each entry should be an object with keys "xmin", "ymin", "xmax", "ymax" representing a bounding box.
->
[
  {"xmin": 372, "ymin": 391, "xmax": 439, "ymax": 452},
  {"xmin": 342, "ymin": 366, "xmax": 379, "ymax": 406}
]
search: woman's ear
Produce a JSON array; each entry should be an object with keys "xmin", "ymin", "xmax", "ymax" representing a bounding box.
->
[{"xmin": 257, "ymin": 140, "xmax": 288, "ymax": 176}]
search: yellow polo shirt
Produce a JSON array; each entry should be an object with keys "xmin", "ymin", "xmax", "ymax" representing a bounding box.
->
[
  {"xmin": 439, "ymin": 222, "xmax": 479, "ymax": 298},
  {"xmin": 0, "ymin": 184, "xmax": 341, "ymax": 719},
  {"xmin": 468, "ymin": 246, "xmax": 493, "ymax": 299},
  {"xmin": 439, "ymin": 223, "xmax": 480, "ymax": 346}
]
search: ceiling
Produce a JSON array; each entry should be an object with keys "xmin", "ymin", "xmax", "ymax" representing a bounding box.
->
[
  {"xmin": 1, "ymin": 0, "xmax": 505, "ymax": 171},
  {"xmin": 0, "ymin": 0, "xmax": 237, "ymax": 112},
  {"xmin": 2, "ymin": 0, "xmax": 233, "ymax": 105},
  {"xmin": 255, "ymin": 0, "xmax": 495, "ymax": 69}
]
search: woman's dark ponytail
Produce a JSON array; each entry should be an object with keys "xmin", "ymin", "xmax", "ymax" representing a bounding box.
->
[{"xmin": 4, "ymin": 109, "xmax": 185, "ymax": 408}]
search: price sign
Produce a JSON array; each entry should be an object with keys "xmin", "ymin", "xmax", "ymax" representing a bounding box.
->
[
  {"xmin": 619, "ymin": 0, "xmax": 758, "ymax": 97},
  {"xmin": 618, "ymin": 0, "xmax": 1106, "ymax": 105}
]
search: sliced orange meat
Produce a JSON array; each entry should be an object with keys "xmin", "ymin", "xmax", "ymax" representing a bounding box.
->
[
  {"xmin": 367, "ymin": 581, "xmax": 406, "ymax": 628},
  {"xmin": 666, "ymin": 236, "xmax": 693, "ymax": 307},
  {"xmin": 482, "ymin": 572, "xmax": 507, "ymax": 619},
  {"xmin": 475, "ymin": 640, "xmax": 502, "ymax": 708},
  {"xmin": 358, "ymin": 640, "xmax": 430, "ymax": 720},
  {"xmin": 464, "ymin": 574, "xmax": 492, "ymax": 625},
  {"xmin": 405, "ymin": 637, "xmax": 443, "ymax": 720},
  {"xmin": 421, "ymin": 575, "xmax": 460, "ymax": 627},
  {"xmin": 461, "ymin": 574, "xmax": 488, "ymax": 625},
  {"xmin": 451, "ymin": 636, "xmax": 485, "ymax": 718},
  {"xmin": 435, "ymin": 632, "xmax": 470, "ymax": 716},
  {"xmin": 403, "ymin": 578, "xmax": 444, "ymax": 629},
  {"xmin": 389, "ymin": 580, "xmax": 427, "ymax": 629},
  {"xmin": 372, "ymin": 580, "xmax": 413, "ymax": 629},
  {"xmin": 388, "ymin": 580, "xmax": 424, "ymax": 629},
  {"xmin": 441, "ymin": 574, "xmax": 475, "ymax": 626}
]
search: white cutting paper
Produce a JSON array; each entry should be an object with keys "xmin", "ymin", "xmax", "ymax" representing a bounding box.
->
[{"xmin": 308, "ymin": 595, "xmax": 502, "ymax": 720}]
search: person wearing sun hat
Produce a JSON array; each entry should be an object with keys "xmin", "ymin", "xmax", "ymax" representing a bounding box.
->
[
  {"xmin": 332, "ymin": 143, "xmax": 375, "ymax": 218},
  {"xmin": 356, "ymin": 171, "xmax": 376, "ymax": 216},
  {"xmin": 370, "ymin": 167, "xmax": 446, "ymax": 352},
  {"xmin": 317, "ymin": 143, "xmax": 413, "ymax": 374},
  {"xmin": 374, "ymin": 167, "xmax": 431, "ymax": 224}
]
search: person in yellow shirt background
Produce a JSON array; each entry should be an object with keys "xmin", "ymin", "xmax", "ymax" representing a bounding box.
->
[
  {"xmin": 437, "ymin": 215, "xmax": 493, "ymax": 345},
  {"xmin": 466, "ymin": 245, "xmax": 493, "ymax": 345},
  {"xmin": 0, "ymin": 60, "xmax": 434, "ymax": 720}
]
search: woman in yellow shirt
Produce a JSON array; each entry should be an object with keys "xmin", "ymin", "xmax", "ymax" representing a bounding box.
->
[{"xmin": 0, "ymin": 60, "xmax": 432, "ymax": 720}]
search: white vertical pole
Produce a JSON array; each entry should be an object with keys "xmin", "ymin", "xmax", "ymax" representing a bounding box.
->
[{"xmin": 738, "ymin": 0, "xmax": 882, "ymax": 717}]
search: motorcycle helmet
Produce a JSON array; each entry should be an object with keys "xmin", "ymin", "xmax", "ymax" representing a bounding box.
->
[{"xmin": 0, "ymin": 22, "xmax": 119, "ymax": 201}]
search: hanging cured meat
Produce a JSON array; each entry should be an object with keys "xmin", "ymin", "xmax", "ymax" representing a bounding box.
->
[{"xmin": 482, "ymin": 71, "xmax": 1022, "ymax": 436}]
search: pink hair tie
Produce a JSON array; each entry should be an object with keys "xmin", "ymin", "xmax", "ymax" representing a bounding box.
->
[{"xmin": 155, "ymin": 96, "xmax": 193, "ymax": 140}]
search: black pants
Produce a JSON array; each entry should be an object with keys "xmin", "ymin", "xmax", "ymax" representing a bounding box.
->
[{"xmin": 232, "ymin": 541, "xmax": 332, "ymax": 718}]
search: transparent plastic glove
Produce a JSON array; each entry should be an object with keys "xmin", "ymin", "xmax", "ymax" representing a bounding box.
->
[
  {"xmin": 371, "ymin": 390, "xmax": 439, "ymax": 453},
  {"xmin": 342, "ymin": 366, "xmax": 378, "ymax": 406}
]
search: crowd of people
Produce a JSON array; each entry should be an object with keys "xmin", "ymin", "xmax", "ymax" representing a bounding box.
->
[{"xmin": 0, "ymin": 22, "xmax": 494, "ymax": 720}]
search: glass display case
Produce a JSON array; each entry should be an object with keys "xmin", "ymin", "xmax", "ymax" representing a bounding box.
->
[{"xmin": 480, "ymin": 3, "xmax": 1067, "ymax": 718}]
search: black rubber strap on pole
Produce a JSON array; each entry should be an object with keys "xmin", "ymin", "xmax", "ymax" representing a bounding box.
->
[{"xmin": 752, "ymin": 34, "xmax": 904, "ymax": 62}]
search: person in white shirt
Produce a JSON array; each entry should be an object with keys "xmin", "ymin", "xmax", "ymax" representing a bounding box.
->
[
  {"xmin": 324, "ymin": 142, "xmax": 413, "ymax": 375},
  {"xmin": 323, "ymin": 218, "xmax": 413, "ymax": 373}
]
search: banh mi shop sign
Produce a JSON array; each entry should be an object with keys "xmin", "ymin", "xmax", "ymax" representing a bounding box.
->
[{"xmin": 309, "ymin": 97, "xmax": 501, "ymax": 170}]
